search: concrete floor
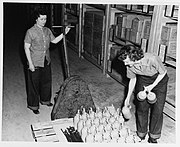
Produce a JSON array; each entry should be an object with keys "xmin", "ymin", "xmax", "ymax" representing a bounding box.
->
[{"xmin": 2, "ymin": 3, "xmax": 176, "ymax": 144}]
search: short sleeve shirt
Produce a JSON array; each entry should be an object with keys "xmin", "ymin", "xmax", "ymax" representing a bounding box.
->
[
  {"xmin": 126, "ymin": 53, "xmax": 167, "ymax": 79},
  {"xmin": 24, "ymin": 24, "xmax": 55, "ymax": 67}
]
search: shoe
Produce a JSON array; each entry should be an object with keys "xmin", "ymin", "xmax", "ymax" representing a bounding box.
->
[
  {"xmin": 138, "ymin": 136, "xmax": 146, "ymax": 143},
  {"xmin": 148, "ymin": 137, "xmax": 157, "ymax": 143},
  {"xmin": 47, "ymin": 103, "xmax": 53, "ymax": 107},
  {"xmin": 140, "ymin": 136, "xmax": 146, "ymax": 140},
  {"xmin": 135, "ymin": 136, "xmax": 146, "ymax": 143},
  {"xmin": 33, "ymin": 110, "xmax": 40, "ymax": 114}
]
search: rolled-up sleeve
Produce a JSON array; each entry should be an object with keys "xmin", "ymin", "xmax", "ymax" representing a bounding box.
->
[
  {"xmin": 24, "ymin": 30, "xmax": 32, "ymax": 44},
  {"xmin": 48, "ymin": 28, "xmax": 55, "ymax": 42},
  {"xmin": 127, "ymin": 66, "xmax": 136, "ymax": 79},
  {"xmin": 152, "ymin": 55, "xmax": 167, "ymax": 74}
]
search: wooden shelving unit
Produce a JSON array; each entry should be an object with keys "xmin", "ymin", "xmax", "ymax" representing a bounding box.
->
[
  {"xmin": 64, "ymin": 4, "xmax": 177, "ymax": 121},
  {"xmin": 103, "ymin": 4, "xmax": 154, "ymax": 85},
  {"xmin": 148, "ymin": 5, "xmax": 178, "ymax": 68}
]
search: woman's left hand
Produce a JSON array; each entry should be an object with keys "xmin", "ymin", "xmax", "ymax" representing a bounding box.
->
[
  {"xmin": 47, "ymin": 59, "xmax": 51, "ymax": 65},
  {"xmin": 65, "ymin": 26, "xmax": 71, "ymax": 34},
  {"xmin": 145, "ymin": 84, "xmax": 154, "ymax": 92}
]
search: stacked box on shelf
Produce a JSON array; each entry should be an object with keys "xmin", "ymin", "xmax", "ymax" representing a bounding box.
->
[
  {"xmin": 109, "ymin": 45, "xmax": 122, "ymax": 61},
  {"xmin": 83, "ymin": 11, "xmax": 104, "ymax": 63},
  {"xmin": 109, "ymin": 25, "xmax": 116, "ymax": 42},
  {"xmin": 166, "ymin": 23, "xmax": 177, "ymax": 59},
  {"xmin": 115, "ymin": 13, "xmax": 127, "ymax": 39},
  {"xmin": 141, "ymin": 38, "xmax": 148, "ymax": 53},
  {"xmin": 142, "ymin": 5, "xmax": 149, "ymax": 13},
  {"xmin": 167, "ymin": 42, "xmax": 176, "ymax": 60},
  {"xmin": 130, "ymin": 17, "xmax": 143, "ymax": 44},
  {"xmin": 125, "ymin": 16, "xmax": 146, "ymax": 51},
  {"xmin": 148, "ymin": 5, "xmax": 154, "ymax": 14},
  {"xmin": 115, "ymin": 13, "xmax": 123, "ymax": 38},
  {"xmin": 83, "ymin": 11, "xmax": 94, "ymax": 55},
  {"xmin": 166, "ymin": 24, "xmax": 177, "ymax": 40},
  {"xmin": 133, "ymin": 5, "xmax": 154, "ymax": 13},
  {"xmin": 158, "ymin": 26, "xmax": 170, "ymax": 62},
  {"xmin": 161, "ymin": 26, "xmax": 171, "ymax": 44},
  {"xmin": 107, "ymin": 45, "xmax": 123, "ymax": 73},
  {"xmin": 114, "ymin": 12, "xmax": 151, "ymax": 49},
  {"xmin": 115, "ymin": 4, "xmax": 127, "ymax": 10},
  {"xmin": 124, "ymin": 15, "xmax": 135, "ymax": 41},
  {"xmin": 92, "ymin": 12, "xmax": 104, "ymax": 59},
  {"xmin": 131, "ymin": 5, "xmax": 143, "ymax": 12},
  {"xmin": 159, "ymin": 23, "xmax": 177, "ymax": 63},
  {"xmin": 141, "ymin": 18, "xmax": 151, "ymax": 39},
  {"xmin": 126, "ymin": 5, "xmax": 132, "ymax": 10},
  {"xmin": 172, "ymin": 5, "xmax": 179, "ymax": 18},
  {"xmin": 140, "ymin": 18, "xmax": 151, "ymax": 52},
  {"xmin": 165, "ymin": 5, "xmax": 179, "ymax": 19},
  {"xmin": 115, "ymin": 4, "xmax": 154, "ymax": 14},
  {"xmin": 114, "ymin": 13, "xmax": 124, "ymax": 40},
  {"xmin": 130, "ymin": 18, "xmax": 138, "ymax": 43},
  {"xmin": 121, "ymin": 15, "xmax": 127, "ymax": 39},
  {"xmin": 92, "ymin": 30, "xmax": 103, "ymax": 59}
]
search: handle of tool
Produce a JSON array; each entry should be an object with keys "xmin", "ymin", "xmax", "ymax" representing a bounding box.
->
[
  {"xmin": 63, "ymin": 26, "xmax": 70, "ymax": 78},
  {"xmin": 62, "ymin": 4, "xmax": 70, "ymax": 79}
]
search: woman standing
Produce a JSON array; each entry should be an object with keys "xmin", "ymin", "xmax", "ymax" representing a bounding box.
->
[
  {"xmin": 24, "ymin": 8, "xmax": 70, "ymax": 114},
  {"xmin": 118, "ymin": 45, "xmax": 169, "ymax": 143}
]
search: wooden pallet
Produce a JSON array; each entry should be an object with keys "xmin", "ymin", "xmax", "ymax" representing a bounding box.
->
[{"xmin": 31, "ymin": 118, "xmax": 73, "ymax": 142}]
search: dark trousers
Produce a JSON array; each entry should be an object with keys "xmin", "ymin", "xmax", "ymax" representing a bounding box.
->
[
  {"xmin": 27, "ymin": 60, "xmax": 52, "ymax": 110},
  {"xmin": 135, "ymin": 73, "xmax": 169, "ymax": 139}
]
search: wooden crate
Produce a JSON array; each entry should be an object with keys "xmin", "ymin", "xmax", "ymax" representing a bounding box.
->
[
  {"xmin": 163, "ymin": 102, "xmax": 175, "ymax": 121},
  {"xmin": 31, "ymin": 118, "xmax": 73, "ymax": 142}
]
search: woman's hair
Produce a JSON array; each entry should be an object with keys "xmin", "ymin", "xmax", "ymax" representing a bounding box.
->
[
  {"xmin": 117, "ymin": 45, "xmax": 144, "ymax": 61},
  {"xmin": 33, "ymin": 8, "xmax": 47, "ymax": 21}
]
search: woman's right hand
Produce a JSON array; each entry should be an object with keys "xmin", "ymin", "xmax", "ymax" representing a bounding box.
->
[
  {"xmin": 124, "ymin": 97, "xmax": 130, "ymax": 107},
  {"xmin": 65, "ymin": 26, "xmax": 71, "ymax": 34},
  {"xmin": 29, "ymin": 64, "xmax": 35, "ymax": 72}
]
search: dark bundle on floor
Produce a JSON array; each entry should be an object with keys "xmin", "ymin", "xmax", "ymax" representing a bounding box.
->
[{"xmin": 51, "ymin": 75, "xmax": 96, "ymax": 120}]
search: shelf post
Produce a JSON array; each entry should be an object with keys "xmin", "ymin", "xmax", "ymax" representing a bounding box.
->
[
  {"xmin": 78, "ymin": 4, "xmax": 83, "ymax": 58},
  {"xmin": 147, "ymin": 5, "xmax": 164, "ymax": 54},
  {"xmin": 103, "ymin": 4, "xmax": 111, "ymax": 75}
]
